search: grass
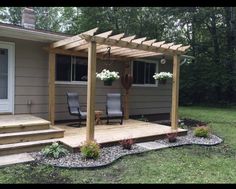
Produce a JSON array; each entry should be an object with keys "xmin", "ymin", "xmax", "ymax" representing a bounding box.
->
[{"xmin": 1, "ymin": 106, "xmax": 236, "ymax": 183}]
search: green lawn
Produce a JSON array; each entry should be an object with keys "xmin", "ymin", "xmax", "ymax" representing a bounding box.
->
[{"xmin": 1, "ymin": 106, "xmax": 236, "ymax": 183}]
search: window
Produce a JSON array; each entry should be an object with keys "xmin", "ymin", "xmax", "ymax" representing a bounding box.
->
[
  {"xmin": 132, "ymin": 60, "xmax": 158, "ymax": 86},
  {"xmin": 56, "ymin": 54, "xmax": 88, "ymax": 83}
]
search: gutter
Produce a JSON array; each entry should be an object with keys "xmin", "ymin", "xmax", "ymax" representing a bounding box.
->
[{"xmin": 0, "ymin": 24, "xmax": 69, "ymax": 43}]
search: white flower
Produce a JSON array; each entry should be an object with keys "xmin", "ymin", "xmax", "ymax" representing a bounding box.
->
[
  {"xmin": 96, "ymin": 69, "xmax": 120, "ymax": 81},
  {"xmin": 153, "ymin": 72, "xmax": 173, "ymax": 80}
]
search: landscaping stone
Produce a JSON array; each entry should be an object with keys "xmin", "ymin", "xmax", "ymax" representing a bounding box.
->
[
  {"xmin": 30, "ymin": 145, "xmax": 147, "ymax": 168},
  {"xmin": 30, "ymin": 131, "xmax": 223, "ymax": 169},
  {"xmin": 136, "ymin": 142, "xmax": 168, "ymax": 150},
  {"xmin": 158, "ymin": 130, "xmax": 223, "ymax": 147},
  {"xmin": 0, "ymin": 153, "xmax": 35, "ymax": 167}
]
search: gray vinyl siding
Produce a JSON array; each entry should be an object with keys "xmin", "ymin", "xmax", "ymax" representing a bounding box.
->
[
  {"xmin": 0, "ymin": 37, "xmax": 49, "ymax": 119},
  {"xmin": 55, "ymin": 60, "xmax": 124, "ymax": 120},
  {"xmin": 0, "ymin": 36, "xmax": 173, "ymax": 121},
  {"xmin": 129, "ymin": 61, "xmax": 172, "ymax": 115}
]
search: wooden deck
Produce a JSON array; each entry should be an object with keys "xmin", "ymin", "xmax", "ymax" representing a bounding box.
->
[
  {"xmin": 0, "ymin": 114, "xmax": 50, "ymax": 127},
  {"xmin": 0, "ymin": 115, "xmax": 187, "ymax": 154},
  {"xmin": 54, "ymin": 119, "xmax": 187, "ymax": 151}
]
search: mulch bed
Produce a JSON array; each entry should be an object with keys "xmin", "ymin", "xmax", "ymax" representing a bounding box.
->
[{"xmin": 154, "ymin": 118, "xmax": 208, "ymax": 127}]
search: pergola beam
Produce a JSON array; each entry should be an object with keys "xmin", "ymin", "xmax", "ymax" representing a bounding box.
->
[
  {"xmin": 51, "ymin": 27, "xmax": 98, "ymax": 48},
  {"xmin": 110, "ymin": 49, "xmax": 155, "ymax": 57},
  {"xmin": 124, "ymin": 52, "xmax": 163, "ymax": 58},
  {"xmin": 152, "ymin": 41, "xmax": 165, "ymax": 47},
  {"xmin": 142, "ymin": 39, "xmax": 156, "ymax": 45},
  {"xmin": 44, "ymin": 47, "xmax": 132, "ymax": 61},
  {"xmin": 170, "ymin": 44, "xmax": 182, "ymax": 50},
  {"xmin": 178, "ymin": 45, "xmax": 191, "ymax": 52},
  {"xmin": 95, "ymin": 35, "xmax": 137, "ymax": 53},
  {"xmin": 86, "ymin": 33, "xmax": 126, "ymax": 52},
  {"xmin": 131, "ymin": 37, "xmax": 147, "ymax": 44},
  {"xmin": 73, "ymin": 43, "xmax": 90, "ymax": 51},
  {"xmin": 81, "ymin": 34, "xmax": 185, "ymax": 55},
  {"xmin": 109, "ymin": 33, "xmax": 125, "ymax": 40},
  {"xmin": 63, "ymin": 39, "xmax": 87, "ymax": 50},
  {"xmin": 73, "ymin": 31, "xmax": 113, "ymax": 51},
  {"xmin": 160, "ymin": 42, "xmax": 174, "ymax": 49}
]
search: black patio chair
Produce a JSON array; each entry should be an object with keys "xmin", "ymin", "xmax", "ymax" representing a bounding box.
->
[
  {"xmin": 106, "ymin": 93, "xmax": 124, "ymax": 125},
  {"xmin": 66, "ymin": 92, "xmax": 87, "ymax": 127}
]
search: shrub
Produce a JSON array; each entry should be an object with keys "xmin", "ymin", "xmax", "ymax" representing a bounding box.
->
[
  {"xmin": 166, "ymin": 132, "xmax": 177, "ymax": 143},
  {"xmin": 80, "ymin": 140, "xmax": 100, "ymax": 159},
  {"xmin": 41, "ymin": 142, "xmax": 69, "ymax": 159},
  {"xmin": 119, "ymin": 138, "xmax": 134, "ymax": 150},
  {"xmin": 194, "ymin": 126, "xmax": 209, "ymax": 138}
]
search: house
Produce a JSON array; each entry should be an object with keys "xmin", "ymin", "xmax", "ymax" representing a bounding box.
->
[{"xmin": 0, "ymin": 8, "xmax": 190, "ymax": 151}]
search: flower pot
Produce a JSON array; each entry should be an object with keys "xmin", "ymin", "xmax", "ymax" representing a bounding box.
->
[
  {"xmin": 168, "ymin": 137, "xmax": 177, "ymax": 143},
  {"xmin": 159, "ymin": 79, "xmax": 167, "ymax": 84},
  {"xmin": 104, "ymin": 80, "xmax": 113, "ymax": 86}
]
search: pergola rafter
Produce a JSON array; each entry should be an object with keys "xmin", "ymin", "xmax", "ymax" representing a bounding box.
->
[{"xmin": 48, "ymin": 28, "xmax": 190, "ymax": 142}]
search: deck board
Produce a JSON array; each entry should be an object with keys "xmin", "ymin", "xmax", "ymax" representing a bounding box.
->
[
  {"xmin": 0, "ymin": 115, "xmax": 50, "ymax": 127},
  {"xmin": 54, "ymin": 119, "xmax": 187, "ymax": 149}
]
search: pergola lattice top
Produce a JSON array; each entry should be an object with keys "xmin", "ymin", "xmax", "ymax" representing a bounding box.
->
[{"xmin": 50, "ymin": 28, "xmax": 190, "ymax": 59}]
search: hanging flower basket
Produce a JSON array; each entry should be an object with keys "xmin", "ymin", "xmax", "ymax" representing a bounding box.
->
[
  {"xmin": 153, "ymin": 72, "xmax": 173, "ymax": 85},
  {"xmin": 96, "ymin": 69, "xmax": 120, "ymax": 86},
  {"xmin": 159, "ymin": 79, "xmax": 167, "ymax": 85},
  {"xmin": 104, "ymin": 79, "xmax": 113, "ymax": 86}
]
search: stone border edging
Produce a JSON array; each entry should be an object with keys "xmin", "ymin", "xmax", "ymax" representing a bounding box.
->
[{"xmin": 33, "ymin": 133, "xmax": 223, "ymax": 169}]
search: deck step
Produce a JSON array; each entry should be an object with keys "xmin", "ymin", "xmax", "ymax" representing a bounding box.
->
[
  {"xmin": 0, "ymin": 128, "xmax": 65, "ymax": 145},
  {"xmin": 0, "ymin": 123, "xmax": 50, "ymax": 134},
  {"xmin": 0, "ymin": 139, "xmax": 59, "ymax": 156}
]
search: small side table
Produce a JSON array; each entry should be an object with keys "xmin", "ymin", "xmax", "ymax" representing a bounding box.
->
[{"xmin": 95, "ymin": 110, "xmax": 103, "ymax": 125}]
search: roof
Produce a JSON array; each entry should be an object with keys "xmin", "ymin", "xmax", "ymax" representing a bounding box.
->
[
  {"xmin": 49, "ymin": 28, "xmax": 190, "ymax": 59},
  {"xmin": 0, "ymin": 22, "xmax": 70, "ymax": 43}
]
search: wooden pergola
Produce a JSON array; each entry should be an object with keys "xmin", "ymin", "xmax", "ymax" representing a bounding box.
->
[{"xmin": 47, "ymin": 28, "xmax": 190, "ymax": 142}]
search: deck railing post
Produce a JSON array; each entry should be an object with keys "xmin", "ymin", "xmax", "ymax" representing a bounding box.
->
[
  {"xmin": 86, "ymin": 41, "xmax": 97, "ymax": 142},
  {"xmin": 171, "ymin": 54, "xmax": 180, "ymax": 130}
]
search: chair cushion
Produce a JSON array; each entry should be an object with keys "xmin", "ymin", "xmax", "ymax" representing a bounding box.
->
[
  {"xmin": 107, "ymin": 110, "xmax": 122, "ymax": 117},
  {"xmin": 69, "ymin": 107, "xmax": 79, "ymax": 115},
  {"xmin": 79, "ymin": 111, "xmax": 87, "ymax": 118}
]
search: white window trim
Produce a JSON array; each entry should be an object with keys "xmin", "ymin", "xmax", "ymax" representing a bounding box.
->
[
  {"xmin": 55, "ymin": 81, "xmax": 87, "ymax": 85},
  {"xmin": 131, "ymin": 59, "xmax": 159, "ymax": 87},
  {"xmin": 55, "ymin": 55, "xmax": 88, "ymax": 85}
]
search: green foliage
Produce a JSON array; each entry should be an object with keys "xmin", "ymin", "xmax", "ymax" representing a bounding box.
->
[
  {"xmin": 41, "ymin": 142, "xmax": 69, "ymax": 159},
  {"xmin": 194, "ymin": 126, "xmax": 210, "ymax": 138},
  {"xmin": 80, "ymin": 140, "xmax": 100, "ymax": 159},
  {"xmin": 119, "ymin": 138, "xmax": 134, "ymax": 150}
]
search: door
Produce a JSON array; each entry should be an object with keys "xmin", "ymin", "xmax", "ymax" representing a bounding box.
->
[{"xmin": 0, "ymin": 42, "xmax": 14, "ymax": 113}]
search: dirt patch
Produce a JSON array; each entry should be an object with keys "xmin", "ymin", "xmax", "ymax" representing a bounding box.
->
[{"xmin": 181, "ymin": 118, "xmax": 208, "ymax": 127}]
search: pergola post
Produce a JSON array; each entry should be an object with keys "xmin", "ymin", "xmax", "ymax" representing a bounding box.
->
[
  {"xmin": 48, "ymin": 52, "xmax": 55, "ymax": 125},
  {"xmin": 123, "ymin": 62, "xmax": 131, "ymax": 120},
  {"xmin": 171, "ymin": 54, "xmax": 180, "ymax": 130},
  {"xmin": 86, "ymin": 41, "xmax": 97, "ymax": 142}
]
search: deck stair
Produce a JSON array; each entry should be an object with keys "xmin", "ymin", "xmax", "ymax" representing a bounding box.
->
[{"xmin": 0, "ymin": 115, "xmax": 64, "ymax": 156}]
